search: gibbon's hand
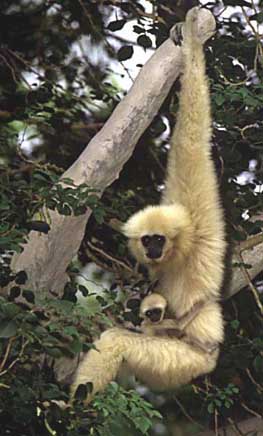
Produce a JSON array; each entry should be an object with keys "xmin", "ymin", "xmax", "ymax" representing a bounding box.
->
[{"xmin": 170, "ymin": 7, "xmax": 216, "ymax": 47}]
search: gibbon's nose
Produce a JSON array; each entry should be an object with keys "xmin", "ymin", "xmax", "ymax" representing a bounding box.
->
[
  {"xmin": 145, "ymin": 308, "xmax": 162, "ymax": 323},
  {"xmin": 146, "ymin": 247, "xmax": 162, "ymax": 259}
]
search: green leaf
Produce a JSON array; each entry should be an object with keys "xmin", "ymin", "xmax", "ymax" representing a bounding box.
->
[
  {"xmin": 9, "ymin": 286, "xmax": 21, "ymax": 300},
  {"xmin": 117, "ymin": 45, "xmax": 134, "ymax": 61},
  {"xmin": 207, "ymin": 403, "xmax": 215, "ymax": 414},
  {"xmin": 133, "ymin": 25, "xmax": 145, "ymax": 34},
  {"xmin": 137, "ymin": 34, "xmax": 152, "ymax": 49},
  {"xmin": 134, "ymin": 416, "xmax": 152, "ymax": 434},
  {"xmin": 2, "ymin": 302, "xmax": 21, "ymax": 318},
  {"xmin": 253, "ymin": 355, "xmax": 263, "ymax": 372},
  {"xmin": 15, "ymin": 271, "xmax": 28, "ymax": 285},
  {"xmin": 93, "ymin": 207, "xmax": 105, "ymax": 224},
  {"xmin": 230, "ymin": 319, "xmax": 240, "ymax": 330},
  {"xmin": 215, "ymin": 399, "xmax": 222, "ymax": 407},
  {"xmin": 0, "ymin": 320, "xmax": 18, "ymax": 338},
  {"xmin": 22, "ymin": 290, "xmax": 35, "ymax": 304},
  {"xmin": 215, "ymin": 93, "xmax": 225, "ymax": 106},
  {"xmin": 8, "ymin": 120, "xmax": 25, "ymax": 132},
  {"xmin": 44, "ymin": 347, "xmax": 63, "ymax": 358},
  {"xmin": 107, "ymin": 19, "xmax": 126, "ymax": 31},
  {"xmin": 78, "ymin": 284, "xmax": 89, "ymax": 296}
]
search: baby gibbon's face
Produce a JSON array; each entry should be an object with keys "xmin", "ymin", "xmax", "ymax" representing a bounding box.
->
[
  {"xmin": 140, "ymin": 293, "xmax": 167, "ymax": 323},
  {"xmin": 143, "ymin": 306, "xmax": 164, "ymax": 323}
]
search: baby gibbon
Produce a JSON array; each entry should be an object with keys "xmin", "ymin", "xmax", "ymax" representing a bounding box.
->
[
  {"xmin": 71, "ymin": 7, "xmax": 225, "ymax": 403},
  {"xmin": 140, "ymin": 293, "xmax": 182, "ymax": 336},
  {"xmin": 140, "ymin": 293, "xmax": 219, "ymax": 354}
]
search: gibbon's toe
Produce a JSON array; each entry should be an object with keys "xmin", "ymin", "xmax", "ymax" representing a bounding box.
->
[{"xmin": 170, "ymin": 22, "xmax": 184, "ymax": 46}]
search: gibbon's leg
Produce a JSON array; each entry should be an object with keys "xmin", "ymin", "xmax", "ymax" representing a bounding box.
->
[{"xmin": 71, "ymin": 327, "xmax": 218, "ymax": 402}]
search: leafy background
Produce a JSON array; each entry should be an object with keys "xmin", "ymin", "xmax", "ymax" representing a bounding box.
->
[{"xmin": 0, "ymin": 0, "xmax": 263, "ymax": 434}]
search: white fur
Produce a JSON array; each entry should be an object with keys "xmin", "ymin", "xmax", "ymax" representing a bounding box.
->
[{"xmin": 71, "ymin": 8, "xmax": 225, "ymax": 403}]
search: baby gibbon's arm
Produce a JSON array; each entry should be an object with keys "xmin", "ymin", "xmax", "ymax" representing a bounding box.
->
[
  {"xmin": 174, "ymin": 299, "xmax": 206, "ymax": 330},
  {"xmin": 141, "ymin": 318, "xmax": 182, "ymax": 337},
  {"xmin": 142, "ymin": 300, "xmax": 206, "ymax": 336}
]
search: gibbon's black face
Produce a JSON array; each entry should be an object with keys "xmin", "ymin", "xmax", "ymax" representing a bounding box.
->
[
  {"xmin": 145, "ymin": 308, "xmax": 163, "ymax": 323},
  {"xmin": 141, "ymin": 234, "xmax": 166, "ymax": 260}
]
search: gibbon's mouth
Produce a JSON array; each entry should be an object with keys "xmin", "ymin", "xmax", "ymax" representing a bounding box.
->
[
  {"xmin": 148, "ymin": 252, "xmax": 171, "ymax": 264},
  {"xmin": 147, "ymin": 257, "xmax": 164, "ymax": 265}
]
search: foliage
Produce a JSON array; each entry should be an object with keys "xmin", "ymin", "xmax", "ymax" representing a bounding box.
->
[
  {"xmin": 0, "ymin": 0, "xmax": 263, "ymax": 434},
  {"xmin": 0, "ymin": 290, "xmax": 160, "ymax": 435}
]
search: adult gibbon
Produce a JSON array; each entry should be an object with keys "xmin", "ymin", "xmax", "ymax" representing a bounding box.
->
[{"xmin": 71, "ymin": 7, "xmax": 226, "ymax": 402}]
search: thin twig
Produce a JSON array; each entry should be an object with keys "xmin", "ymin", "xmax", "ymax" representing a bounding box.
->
[
  {"xmin": 227, "ymin": 418, "xmax": 246, "ymax": 436},
  {"xmin": 87, "ymin": 241, "xmax": 134, "ymax": 273},
  {"xmin": 0, "ymin": 338, "xmax": 29, "ymax": 377},
  {"xmin": 239, "ymin": 232, "xmax": 263, "ymax": 252},
  {"xmin": 246, "ymin": 368, "xmax": 263, "ymax": 394},
  {"xmin": 0, "ymin": 337, "xmax": 15, "ymax": 372},
  {"xmin": 236, "ymin": 250, "xmax": 263, "ymax": 315},
  {"xmin": 172, "ymin": 394, "xmax": 203, "ymax": 429},
  {"xmin": 214, "ymin": 408, "xmax": 218, "ymax": 436},
  {"xmin": 241, "ymin": 401, "xmax": 262, "ymax": 419}
]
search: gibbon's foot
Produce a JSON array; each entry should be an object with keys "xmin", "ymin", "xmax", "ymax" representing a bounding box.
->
[{"xmin": 170, "ymin": 22, "xmax": 184, "ymax": 46}]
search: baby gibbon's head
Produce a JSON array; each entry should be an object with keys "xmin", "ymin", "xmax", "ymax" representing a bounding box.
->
[
  {"xmin": 122, "ymin": 204, "xmax": 191, "ymax": 265},
  {"xmin": 140, "ymin": 293, "xmax": 167, "ymax": 323}
]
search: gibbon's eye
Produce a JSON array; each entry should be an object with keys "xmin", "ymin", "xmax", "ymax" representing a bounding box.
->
[
  {"xmin": 153, "ymin": 234, "xmax": 166, "ymax": 245},
  {"xmin": 141, "ymin": 235, "xmax": 151, "ymax": 247},
  {"xmin": 145, "ymin": 308, "xmax": 163, "ymax": 323}
]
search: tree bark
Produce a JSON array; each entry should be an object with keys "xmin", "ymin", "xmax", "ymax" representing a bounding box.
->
[{"xmin": 9, "ymin": 9, "xmax": 218, "ymax": 296}]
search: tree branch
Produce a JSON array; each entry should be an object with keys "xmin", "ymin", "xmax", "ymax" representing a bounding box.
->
[
  {"xmin": 226, "ymin": 234, "xmax": 263, "ymax": 300},
  {"xmin": 196, "ymin": 417, "xmax": 263, "ymax": 436}
]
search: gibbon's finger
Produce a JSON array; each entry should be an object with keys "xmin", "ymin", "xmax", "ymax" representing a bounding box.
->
[{"xmin": 170, "ymin": 22, "xmax": 184, "ymax": 47}]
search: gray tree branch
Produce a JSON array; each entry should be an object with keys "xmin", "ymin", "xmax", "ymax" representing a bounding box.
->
[{"xmin": 227, "ymin": 236, "xmax": 263, "ymax": 300}]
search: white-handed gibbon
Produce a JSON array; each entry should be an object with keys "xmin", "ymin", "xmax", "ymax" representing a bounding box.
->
[{"xmin": 71, "ymin": 7, "xmax": 226, "ymax": 402}]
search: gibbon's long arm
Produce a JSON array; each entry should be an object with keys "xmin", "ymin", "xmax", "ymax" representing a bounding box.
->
[
  {"xmin": 161, "ymin": 11, "xmax": 226, "ymax": 308},
  {"xmin": 163, "ymin": 17, "xmax": 216, "ymax": 212}
]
